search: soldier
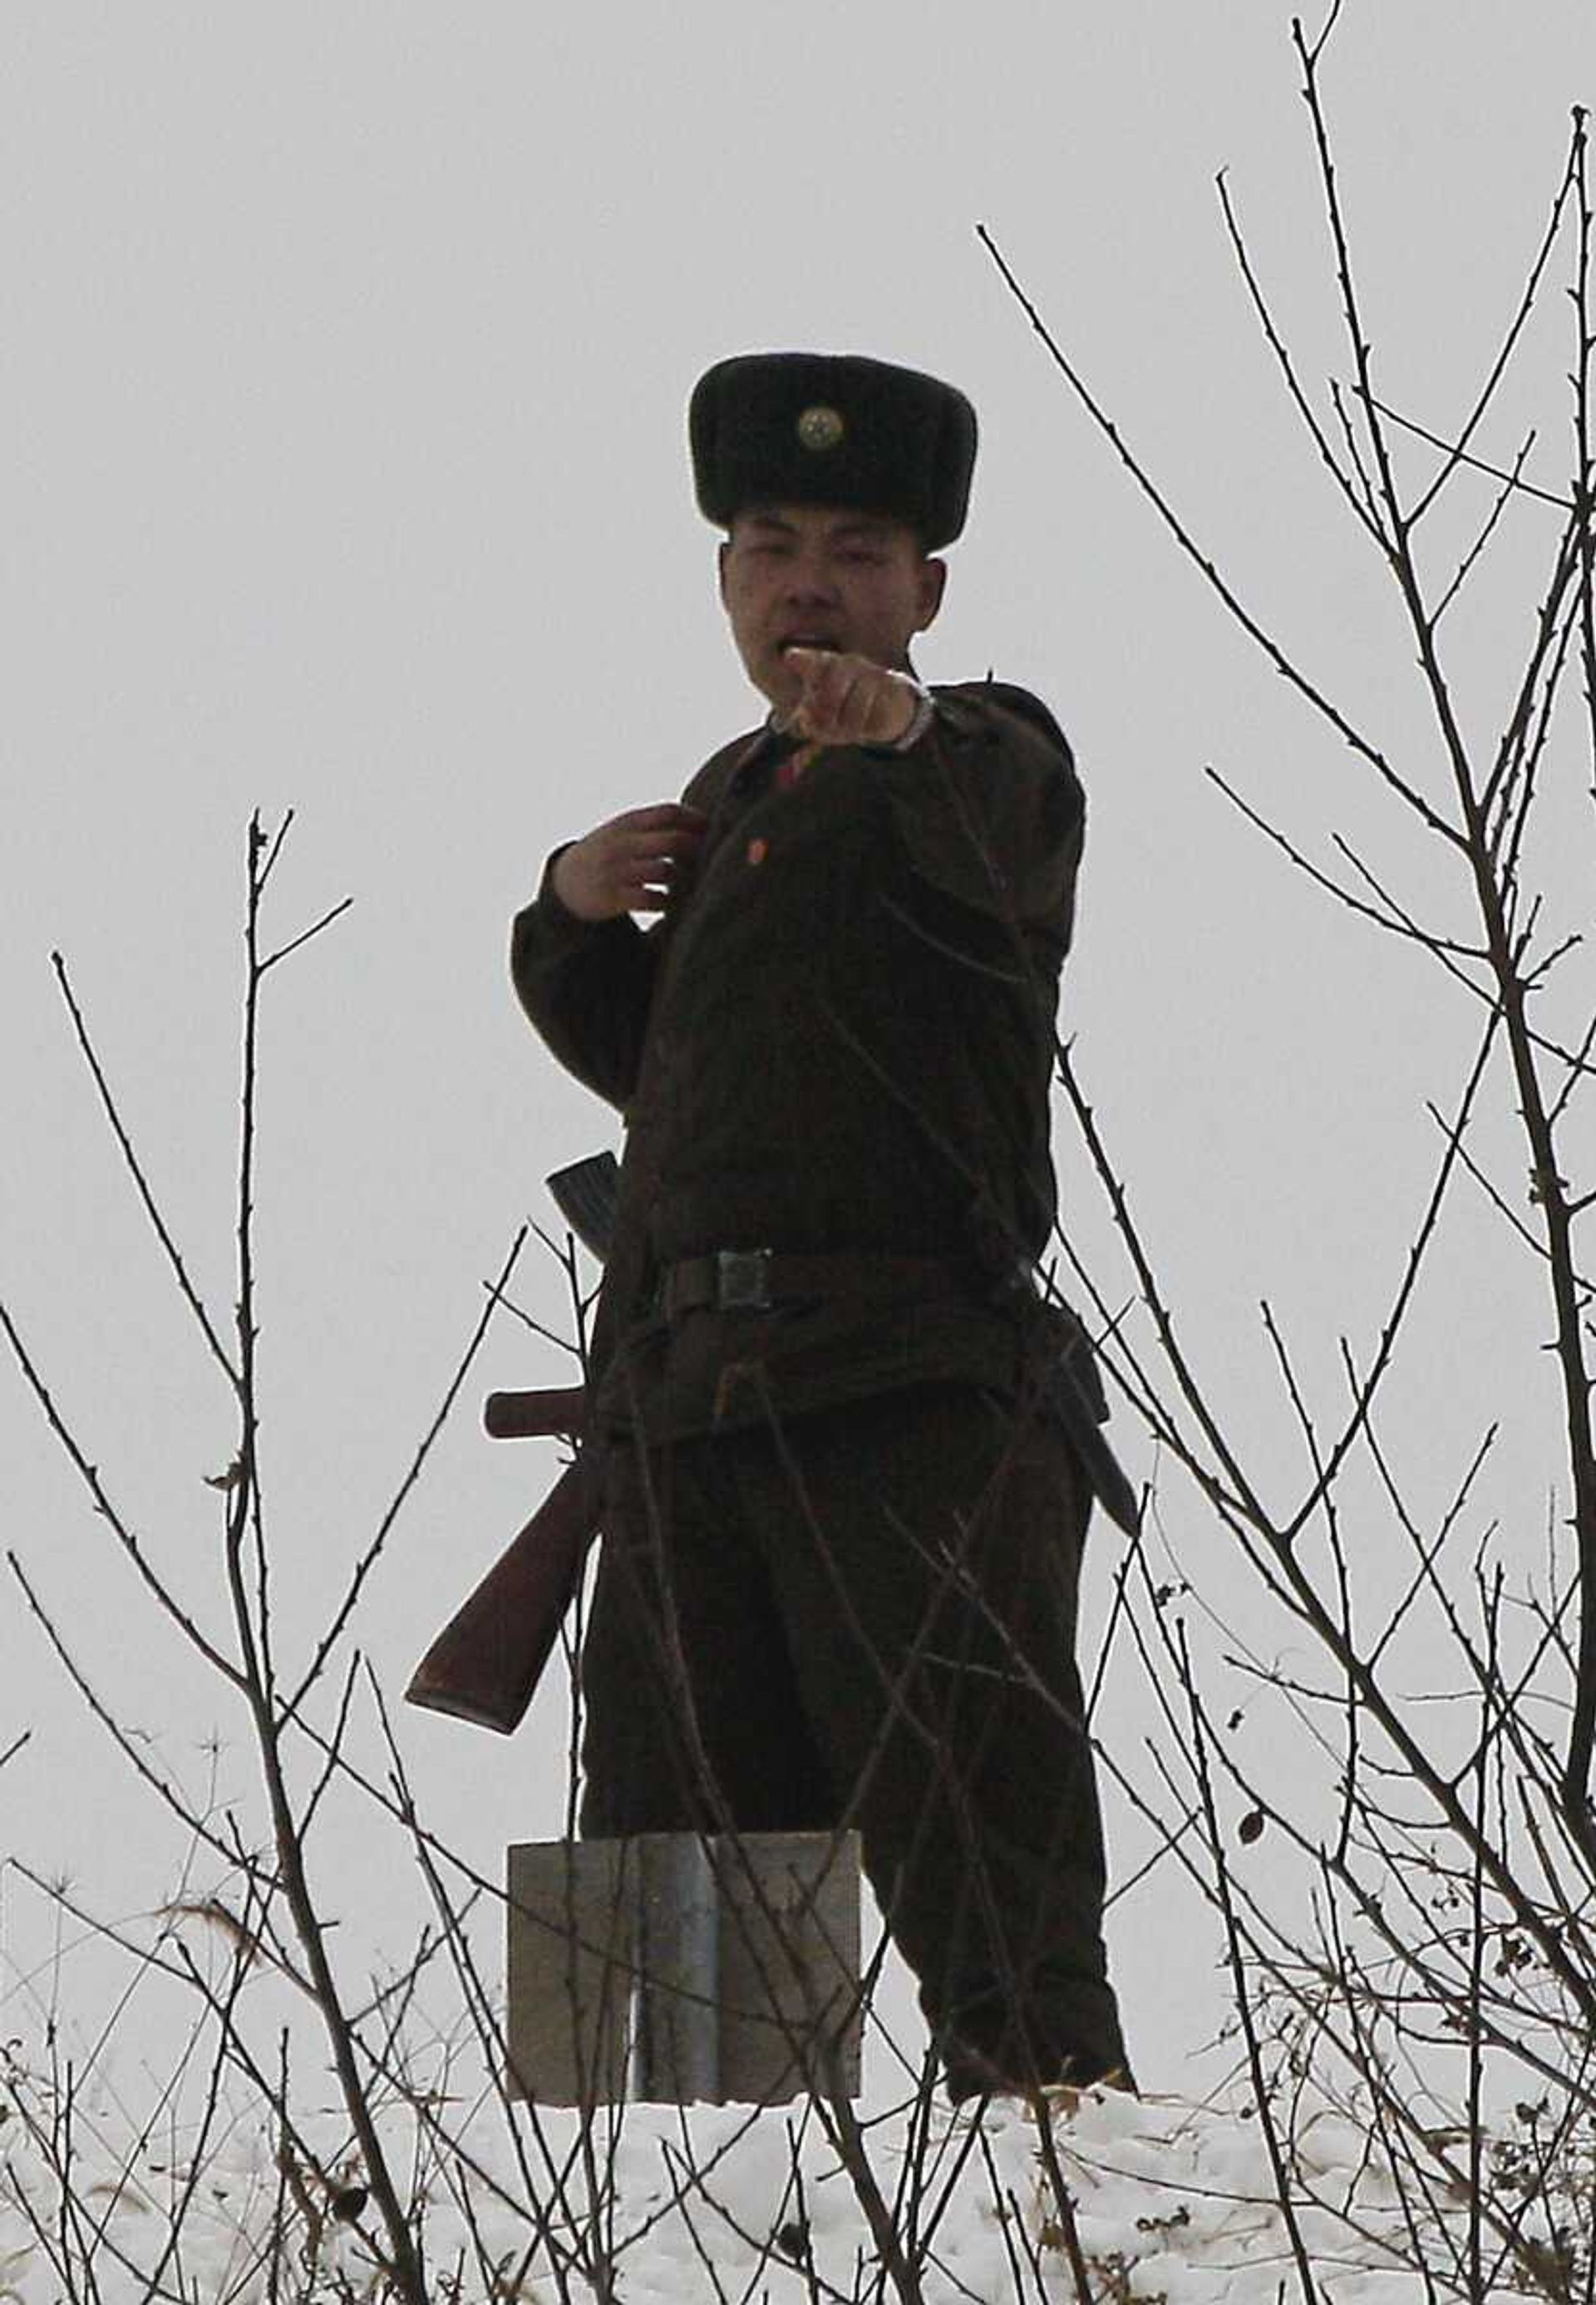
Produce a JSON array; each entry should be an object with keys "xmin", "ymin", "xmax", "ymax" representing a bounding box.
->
[{"xmin": 511, "ymin": 352, "xmax": 1133, "ymax": 2102}]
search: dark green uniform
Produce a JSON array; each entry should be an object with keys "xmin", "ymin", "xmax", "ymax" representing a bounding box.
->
[{"xmin": 512, "ymin": 679, "xmax": 1132, "ymax": 2096}]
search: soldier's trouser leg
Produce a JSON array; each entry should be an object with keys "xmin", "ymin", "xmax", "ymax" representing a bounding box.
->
[
  {"xmin": 580, "ymin": 1384, "xmax": 1130, "ymax": 2094},
  {"xmin": 732, "ymin": 1382, "xmax": 1129, "ymax": 2096},
  {"xmin": 579, "ymin": 1428, "xmax": 838, "ymax": 1835}
]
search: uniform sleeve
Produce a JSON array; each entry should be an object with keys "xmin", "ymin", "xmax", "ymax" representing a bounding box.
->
[
  {"xmin": 510, "ymin": 855, "xmax": 663, "ymax": 1112},
  {"xmin": 508, "ymin": 735, "xmax": 757, "ymax": 1114},
  {"xmin": 874, "ymin": 682, "xmax": 1085, "ymax": 947}
]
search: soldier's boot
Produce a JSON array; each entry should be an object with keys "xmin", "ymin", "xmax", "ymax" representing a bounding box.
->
[
  {"xmin": 1027, "ymin": 2063, "xmax": 1138, "ymax": 2124},
  {"xmin": 943, "ymin": 2034, "xmax": 1138, "ymax": 2112}
]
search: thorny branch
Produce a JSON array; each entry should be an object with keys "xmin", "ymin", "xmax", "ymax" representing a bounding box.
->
[{"xmin": 982, "ymin": 16, "xmax": 1596, "ymax": 2282}]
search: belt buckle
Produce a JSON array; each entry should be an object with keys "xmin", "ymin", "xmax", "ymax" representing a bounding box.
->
[{"xmin": 717, "ymin": 1248, "xmax": 773, "ymax": 1312}]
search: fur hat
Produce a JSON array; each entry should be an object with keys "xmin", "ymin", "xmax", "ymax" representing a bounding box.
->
[{"xmin": 689, "ymin": 352, "xmax": 978, "ymax": 549}]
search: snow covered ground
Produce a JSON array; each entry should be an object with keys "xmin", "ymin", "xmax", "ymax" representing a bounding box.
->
[{"xmin": 2, "ymin": 2068, "xmax": 1573, "ymax": 2302}]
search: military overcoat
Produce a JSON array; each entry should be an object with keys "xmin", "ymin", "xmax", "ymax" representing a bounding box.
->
[{"xmin": 511, "ymin": 679, "xmax": 1089, "ymax": 1441}]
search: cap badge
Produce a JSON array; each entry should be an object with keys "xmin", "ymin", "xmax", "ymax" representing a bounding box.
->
[{"xmin": 796, "ymin": 403, "xmax": 845, "ymax": 452}]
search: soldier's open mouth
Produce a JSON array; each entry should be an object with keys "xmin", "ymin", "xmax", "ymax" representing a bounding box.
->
[{"xmin": 780, "ymin": 637, "xmax": 841, "ymax": 656}]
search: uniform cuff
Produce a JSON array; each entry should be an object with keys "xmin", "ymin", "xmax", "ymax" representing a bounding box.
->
[
  {"xmin": 515, "ymin": 845, "xmax": 608, "ymax": 955},
  {"xmin": 888, "ymin": 683, "xmax": 938, "ymax": 752}
]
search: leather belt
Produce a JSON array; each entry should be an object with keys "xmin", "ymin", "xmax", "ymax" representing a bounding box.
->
[{"xmin": 660, "ymin": 1249, "xmax": 978, "ymax": 1320}]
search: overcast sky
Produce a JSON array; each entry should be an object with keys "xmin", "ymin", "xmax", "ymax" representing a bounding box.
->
[{"xmin": 3, "ymin": 1, "xmax": 1594, "ymax": 2097}]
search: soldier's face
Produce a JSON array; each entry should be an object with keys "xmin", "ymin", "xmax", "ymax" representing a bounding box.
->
[{"xmin": 718, "ymin": 505, "xmax": 946, "ymax": 713}]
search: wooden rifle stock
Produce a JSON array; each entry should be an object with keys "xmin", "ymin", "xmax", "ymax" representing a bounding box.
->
[
  {"xmin": 407, "ymin": 1154, "xmax": 622, "ymax": 1734},
  {"xmin": 483, "ymin": 1384, "xmax": 587, "ymax": 1440},
  {"xmin": 405, "ymin": 1382, "xmax": 599, "ymax": 1735},
  {"xmin": 404, "ymin": 1454, "xmax": 601, "ymax": 1734}
]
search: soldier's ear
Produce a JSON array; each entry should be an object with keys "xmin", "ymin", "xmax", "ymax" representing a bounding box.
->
[
  {"xmin": 915, "ymin": 556, "xmax": 948, "ymax": 633},
  {"xmin": 717, "ymin": 539, "xmax": 730, "ymax": 603}
]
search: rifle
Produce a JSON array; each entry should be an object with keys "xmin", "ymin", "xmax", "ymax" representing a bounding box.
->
[{"xmin": 403, "ymin": 1155, "xmax": 619, "ymax": 1735}]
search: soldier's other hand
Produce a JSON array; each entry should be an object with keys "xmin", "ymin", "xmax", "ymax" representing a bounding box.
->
[
  {"xmin": 550, "ymin": 803, "xmax": 707, "ymax": 922},
  {"xmin": 781, "ymin": 648, "xmax": 919, "ymax": 748}
]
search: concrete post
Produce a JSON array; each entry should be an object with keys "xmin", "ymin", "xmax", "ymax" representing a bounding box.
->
[{"xmin": 505, "ymin": 1830, "xmax": 861, "ymax": 2106}]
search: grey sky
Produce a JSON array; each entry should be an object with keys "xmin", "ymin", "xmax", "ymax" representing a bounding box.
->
[{"xmin": 3, "ymin": 2, "xmax": 1592, "ymax": 2089}]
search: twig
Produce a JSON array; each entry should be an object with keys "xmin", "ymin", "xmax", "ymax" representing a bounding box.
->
[
  {"xmin": 48, "ymin": 950, "xmax": 240, "ymax": 1387},
  {"xmin": 976, "ymin": 219, "xmax": 1467, "ymax": 850},
  {"xmin": 286, "ymin": 1223, "xmax": 529, "ymax": 1721},
  {"xmin": 1178, "ymin": 1622, "xmax": 1322, "ymax": 2304}
]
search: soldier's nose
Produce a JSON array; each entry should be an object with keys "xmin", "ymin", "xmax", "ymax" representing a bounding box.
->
[{"xmin": 784, "ymin": 585, "xmax": 840, "ymax": 617}]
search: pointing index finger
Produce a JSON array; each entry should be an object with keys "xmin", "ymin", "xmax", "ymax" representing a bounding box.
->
[{"xmin": 624, "ymin": 801, "xmax": 707, "ymax": 830}]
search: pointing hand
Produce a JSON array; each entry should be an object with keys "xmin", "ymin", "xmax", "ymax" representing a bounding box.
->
[{"xmin": 780, "ymin": 648, "xmax": 921, "ymax": 748}]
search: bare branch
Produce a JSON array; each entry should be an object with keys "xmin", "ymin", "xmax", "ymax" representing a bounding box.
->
[
  {"xmin": 1402, "ymin": 110, "xmax": 1583, "ymax": 524},
  {"xmin": 1367, "ymin": 399, "xmax": 1573, "ymax": 510},
  {"xmin": 0, "ymin": 1296, "xmax": 247, "ymax": 1687},
  {"xmin": 1205, "ymin": 766, "xmax": 1485, "ymax": 955},
  {"xmin": 1431, "ymin": 433, "xmax": 1540, "ymax": 624},
  {"xmin": 1215, "ymin": 164, "xmax": 1388, "ymax": 547},
  {"xmin": 286, "ymin": 1224, "xmax": 528, "ymax": 1721},
  {"xmin": 49, "ymin": 951, "xmax": 239, "ymax": 1387},
  {"xmin": 259, "ymin": 893, "xmax": 354, "ymax": 974},
  {"xmin": 976, "ymin": 220, "xmax": 1467, "ymax": 850}
]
